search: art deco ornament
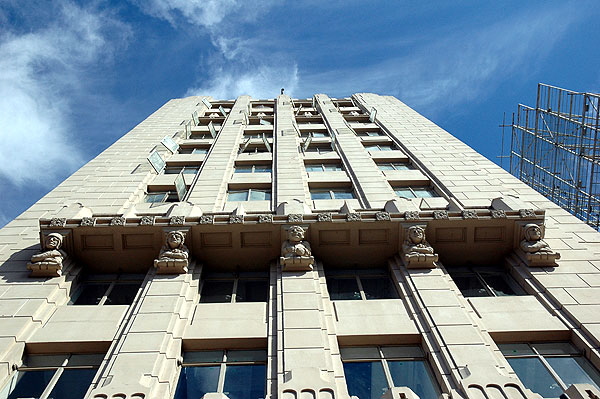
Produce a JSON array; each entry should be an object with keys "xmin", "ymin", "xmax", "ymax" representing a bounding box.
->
[
  {"xmin": 27, "ymin": 233, "xmax": 67, "ymax": 277},
  {"xmin": 518, "ymin": 223, "xmax": 560, "ymax": 267},
  {"xmin": 154, "ymin": 230, "xmax": 189, "ymax": 274},
  {"xmin": 280, "ymin": 225, "xmax": 314, "ymax": 271},
  {"xmin": 401, "ymin": 225, "xmax": 438, "ymax": 269}
]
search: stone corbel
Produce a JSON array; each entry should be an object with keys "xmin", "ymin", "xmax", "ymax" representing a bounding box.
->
[
  {"xmin": 27, "ymin": 231, "xmax": 71, "ymax": 277},
  {"xmin": 400, "ymin": 224, "xmax": 438, "ymax": 269},
  {"xmin": 280, "ymin": 225, "xmax": 314, "ymax": 271},
  {"xmin": 153, "ymin": 228, "xmax": 190, "ymax": 274},
  {"xmin": 515, "ymin": 223, "xmax": 560, "ymax": 267}
]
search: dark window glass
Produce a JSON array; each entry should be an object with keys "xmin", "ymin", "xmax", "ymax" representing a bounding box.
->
[
  {"xmin": 6, "ymin": 370, "xmax": 54, "ymax": 399},
  {"xmin": 546, "ymin": 357, "xmax": 600, "ymax": 389},
  {"xmin": 506, "ymin": 358, "xmax": 561, "ymax": 398},
  {"xmin": 310, "ymin": 190, "xmax": 332, "ymax": 200},
  {"xmin": 451, "ymin": 275, "xmax": 489, "ymax": 297},
  {"xmin": 223, "ymin": 364, "xmax": 266, "ymax": 399},
  {"xmin": 343, "ymin": 361, "xmax": 388, "ymax": 399},
  {"xmin": 387, "ymin": 360, "xmax": 440, "ymax": 399},
  {"xmin": 200, "ymin": 281, "xmax": 234, "ymax": 303},
  {"xmin": 327, "ymin": 277, "xmax": 361, "ymax": 300},
  {"xmin": 174, "ymin": 366, "xmax": 220, "ymax": 399},
  {"xmin": 236, "ymin": 279, "xmax": 268, "ymax": 302},
  {"xmin": 361, "ymin": 277, "xmax": 398, "ymax": 300},
  {"xmin": 480, "ymin": 273, "xmax": 517, "ymax": 296},
  {"xmin": 48, "ymin": 368, "xmax": 97, "ymax": 399},
  {"xmin": 105, "ymin": 284, "xmax": 141, "ymax": 305},
  {"xmin": 74, "ymin": 283, "xmax": 111, "ymax": 305}
]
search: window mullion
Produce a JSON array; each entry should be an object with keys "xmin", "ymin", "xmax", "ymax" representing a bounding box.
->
[
  {"xmin": 217, "ymin": 352, "xmax": 227, "ymax": 393},
  {"xmin": 356, "ymin": 276, "xmax": 367, "ymax": 301},
  {"xmin": 39, "ymin": 358, "xmax": 68, "ymax": 399},
  {"xmin": 378, "ymin": 347, "xmax": 395, "ymax": 389},
  {"xmin": 231, "ymin": 278, "xmax": 238, "ymax": 303},
  {"xmin": 99, "ymin": 281, "xmax": 116, "ymax": 306},
  {"xmin": 531, "ymin": 346, "xmax": 569, "ymax": 391},
  {"xmin": 475, "ymin": 271, "xmax": 495, "ymax": 297}
]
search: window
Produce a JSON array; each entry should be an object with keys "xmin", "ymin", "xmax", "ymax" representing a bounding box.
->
[
  {"xmin": 394, "ymin": 186, "xmax": 437, "ymax": 199},
  {"xmin": 377, "ymin": 162, "xmax": 412, "ymax": 171},
  {"xmin": 364, "ymin": 144, "xmax": 396, "ymax": 151},
  {"xmin": 227, "ymin": 189, "xmax": 271, "ymax": 201},
  {"xmin": 326, "ymin": 269, "xmax": 398, "ymax": 300},
  {"xmin": 164, "ymin": 166, "xmax": 200, "ymax": 175},
  {"xmin": 234, "ymin": 164, "xmax": 272, "ymax": 173},
  {"xmin": 145, "ymin": 191, "xmax": 179, "ymax": 203},
  {"xmin": 174, "ymin": 350, "xmax": 267, "ymax": 399},
  {"xmin": 301, "ymin": 131, "xmax": 329, "ymax": 138},
  {"xmin": 304, "ymin": 144, "xmax": 334, "ymax": 154},
  {"xmin": 240, "ymin": 144, "xmax": 270, "ymax": 154},
  {"xmin": 305, "ymin": 163, "xmax": 343, "ymax": 172},
  {"xmin": 1, "ymin": 354, "xmax": 102, "ymax": 399},
  {"xmin": 446, "ymin": 265, "xmax": 523, "ymax": 297},
  {"xmin": 179, "ymin": 147, "xmax": 209, "ymax": 155},
  {"xmin": 70, "ymin": 274, "xmax": 144, "ymax": 305},
  {"xmin": 199, "ymin": 272, "xmax": 269, "ymax": 303},
  {"xmin": 357, "ymin": 131, "xmax": 385, "ymax": 137},
  {"xmin": 310, "ymin": 188, "xmax": 355, "ymax": 200},
  {"xmin": 341, "ymin": 346, "xmax": 441, "ymax": 399},
  {"xmin": 244, "ymin": 131, "xmax": 273, "ymax": 139},
  {"xmin": 500, "ymin": 343, "xmax": 600, "ymax": 398}
]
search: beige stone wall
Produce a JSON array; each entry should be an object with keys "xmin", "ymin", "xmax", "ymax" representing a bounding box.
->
[{"xmin": 0, "ymin": 93, "xmax": 599, "ymax": 399}]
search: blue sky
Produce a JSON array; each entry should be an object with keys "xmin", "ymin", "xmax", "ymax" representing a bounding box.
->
[{"xmin": 1, "ymin": 0, "xmax": 599, "ymax": 227}]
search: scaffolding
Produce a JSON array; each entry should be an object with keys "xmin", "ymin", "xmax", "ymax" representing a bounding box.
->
[{"xmin": 505, "ymin": 83, "xmax": 600, "ymax": 230}]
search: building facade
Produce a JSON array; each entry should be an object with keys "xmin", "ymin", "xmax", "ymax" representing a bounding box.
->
[{"xmin": 0, "ymin": 93, "xmax": 600, "ymax": 399}]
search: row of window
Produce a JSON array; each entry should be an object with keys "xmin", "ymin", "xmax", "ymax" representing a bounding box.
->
[{"xmin": 5, "ymin": 344, "xmax": 600, "ymax": 399}]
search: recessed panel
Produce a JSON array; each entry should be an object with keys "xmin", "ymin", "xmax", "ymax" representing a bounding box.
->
[
  {"xmin": 359, "ymin": 229, "xmax": 390, "ymax": 245},
  {"xmin": 122, "ymin": 234, "xmax": 154, "ymax": 249},
  {"xmin": 319, "ymin": 230, "xmax": 350, "ymax": 245},
  {"xmin": 474, "ymin": 227, "xmax": 505, "ymax": 242},
  {"xmin": 435, "ymin": 228, "xmax": 466, "ymax": 243},
  {"xmin": 200, "ymin": 232, "xmax": 233, "ymax": 248},
  {"xmin": 81, "ymin": 234, "xmax": 114, "ymax": 250},
  {"xmin": 241, "ymin": 231, "xmax": 272, "ymax": 247}
]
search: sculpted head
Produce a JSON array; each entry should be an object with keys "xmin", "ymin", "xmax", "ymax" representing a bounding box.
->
[
  {"xmin": 45, "ymin": 233, "xmax": 63, "ymax": 250},
  {"xmin": 407, "ymin": 226, "xmax": 425, "ymax": 244},
  {"xmin": 524, "ymin": 224, "xmax": 542, "ymax": 241},
  {"xmin": 287, "ymin": 226, "xmax": 306, "ymax": 243},
  {"xmin": 167, "ymin": 231, "xmax": 185, "ymax": 249}
]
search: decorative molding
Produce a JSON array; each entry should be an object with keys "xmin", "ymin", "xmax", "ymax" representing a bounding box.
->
[
  {"xmin": 432, "ymin": 210, "xmax": 448, "ymax": 220},
  {"xmin": 80, "ymin": 217, "xmax": 96, "ymax": 227},
  {"xmin": 346, "ymin": 213, "xmax": 361, "ymax": 222},
  {"xmin": 288, "ymin": 214, "xmax": 303, "ymax": 223},
  {"xmin": 317, "ymin": 213, "xmax": 333, "ymax": 222},
  {"xmin": 139, "ymin": 216, "xmax": 155, "ymax": 226},
  {"xmin": 519, "ymin": 209, "xmax": 536, "ymax": 218},
  {"xmin": 491, "ymin": 209, "xmax": 507, "ymax": 219},
  {"xmin": 110, "ymin": 217, "xmax": 125, "ymax": 226},
  {"xmin": 199, "ymin": 215, "xmax": 214, "ymax": 224},
  {"xmin": 170, "ymin": 216, "xmax": 185, "ymax": 226},
  {"xmin": 229, "ymin": 215, "xmax": 244, "ymax": 224},
  {"xmin": 462, "ymin": 210, "xmax": 478, "ymax": 219},
  {"xmin": 375, "ymin": 211, "xmax": 391, "ymax": 221},
  {"xmin": 258, "ymin": 214, "xmax": 273, "ymax": 223},
  {"xmin": 49, "ymin": 218, "xmax": 67, "ymax": 227},
  {"xmin": 404, "ymin": 211, "xmax": 420, "ymax": 221}
]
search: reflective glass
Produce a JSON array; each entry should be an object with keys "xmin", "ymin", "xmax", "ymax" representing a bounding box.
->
[
  {"xmin": 223, "ymin": 364, "xmax": 266, "ymax": 399},
  {"xmin": 343, "ymin": 361, "xmax": 388, "ymax": 399},
  {"xmin": 164, "ymin": 167, "xmax": 183, "ymax": 174},
  {"xmin": 450, "ymin": 274, "xmax": 489, "ymax": 297},
  {"xmin": 546, "ymin": 356, "xmax": 600, "ymax": 389},
  {"xmin": 253, "ymin": 165, "xmax": 271, "ymax": 173},
  {"xmin": 49, "ymin": 368, "xmax": 97, "ymax": 399},
  {"xmin": 361, "ymin": 277, "xmax": 398, "ymax": 300},
  {"xmin": 200, "ymin": 280, "xmax": 234, "ymax": 303},
  {"xmin": 145, "ymin": 192, "xmax": 168, "ymax": 203},
  {"xmin": 174, "ymin": 366, "xmax": 220, "ymax": 399},
  {"xmin": 249, "ymin": 190, "xmax": 271, "ymax": 201},
  {"xmin": 378, "ymin": 164, "xmax": 396, "ymax": 171},
  {"xmin": 323, "ymin": 164, "xmax": 342, "ymax": 171},
  {"xmin": 327, "ymin": 277, "xmax": 361, "ymax": 300},
  {"xmin": 106, "ymin": 283, "xmax": 141, "ymax": 305},
  {"xmin": 235, "ymin": 166, "xmax": 253, "ymax": 173},
  {"xmin": 192, "ymin": 148, "xmax": 208, "ymax": 154},
  {"xmin": 388, "ymin": 360, "xmax": 440, "ymax": 399},
  {"xmin": 480, "ymin": 274, "xmax": 517, "ymax": 296},
  {"xmin": 395, "ymin": 188, "xmax": 416, "ymax": 198},
  {"xmin": 305, "ymin": 165, "xmax": 323, "ymax": 172},
  {"xmin": 183, "ymin": 167, "xmax": 199, "ymax": 174},
  {"xmin": 236, "ymin": 279, "xmax": 269, "ymax": 302},
  {"xmin": 412, "ymin": 187, "xmax": 436, "ymax": 198},
  {"xmin": 6, "ymin": 370, "xmax": 54, "ymax": 399},
  {"xmin": 332, "ymin": 190, "xmax": 355, "ymax": 200},
  {"xmin": 73, "ymin": 283, "xmax": 111, "ymax": 305},
  {"xmin": 228, "ymin": 191, "xmax": 249, "ymax": 201},
  {"xmin": 507, "ymin": 357, "xmax": 561, "ymax": 398},
  {"xmin": 311, "ymin": 190, "xmax": 332, "ymax": 200},
  {"xmin": 312, "ymin": 132, "xmax": 328, "ymax": 137}
]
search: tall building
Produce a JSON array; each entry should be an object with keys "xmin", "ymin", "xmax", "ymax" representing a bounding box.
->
[{"xmin": 0, "ymin": 93, "xmax": 600, "ymax": 399}]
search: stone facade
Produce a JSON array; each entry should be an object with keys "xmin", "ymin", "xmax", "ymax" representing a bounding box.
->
[{"xmin": 0, "ymin": 94, "xmax": 599, "ymax": 399}]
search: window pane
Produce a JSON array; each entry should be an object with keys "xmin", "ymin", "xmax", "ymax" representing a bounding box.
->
[
  {"xmin": 253, "ymin": 165, "xmax": 271, "ymax": 173},
  {"xmin": 49, "ymin": 368, "xmax": 97, "ymax": 399},
  {"xmin": 392, "ymin": 163, "xmax": 411, "ymax": 170},
  {"xmin": 174, "ymin": 366, "xmax": 220, "ymax": 399},
  {"xmin": 379, "ymin": 145, "xmax": 394, "ymax": 151},
  {"xmin": 412, "ymin": 187, "xmax": 436, "ymax": 198},
  {"xmin": 249, "ymin": 190, "xmax": 271, "ymax": 201},
  {"xmin": 306, "ymin": 165, "xmax": 322, "ymax": 172},
  {"xmin": 74, "ymin": 283, "xmax": 111, "ymax": 305},
  {"xmin": 378, "ymin": 164, "xmax": 395, "ymax": 171},
  {"xmin": 312, "ymin": 132, "xmax": 328, "ymax": 137},
  {"xmin": 394, "ymin": 188, "xmax": 416, "ymax": 198},
  {"xmin": 235, "ymin": 166, "xmax": 253, "ymax": 173},
  {"xmin": 332, "ymin": 190, "xmax": 354, "ymax": 200},
  {"xmin": 507, "ymin": 357, "xmax": 562, "ymax": 398},
  {"xmin": 6, "ymin": 370, "xmax": 54, "ymax": 399},
  {"xmin": 480, "ymin": 274, "xmax": 517, "ymax": 296},
  {"xmin": 228, "ymin": 191, "xmax": 248, "ymax": 201},
  {"xmin": 164, "ymin": 167, "xmax": 183, "ymax": 174},
  {"xmin": 236, "ymin": 279, "xmax": 268, "ymax": 302},
  {"xmin": 223, "ymin": 364, "xmax": 266, "ymax": 399},
  {"xmin": 183, "ymin": 167, "xmax": 199, "ymax": 174},
  {"xmin": 311, "ymin": 190, "xmax": 332, "ymax": 200},
  {"xmin": 145, "ymin": 192, "xmax": 168, "ymax": 203},
  {"xmin": 388, "ymin": 360, "xmax": 440, "ymax": 399},
  {"xmin": 192, "ymin": 148, "xmax": 208, "ymax": 154},
  {"xmin": 450, "ymin": 274, "xmax": 490, "ymax": 297},
  {"xmin": 360, "ymin": 277, "xmax": 398, "ymax": 300},
  {"xmin": 105, "ymin": 283, "xmax": 141, "ymax": 305},
  {"xmin": 343, "ymin": 361, "xmax": 388, "ymax": 399},
  {"xmin": 546, "ymin": 356, "xmax": 600, "ymax": 390},
  {"xmin": 323, "ymin": 164, "xmax": 342, "ymax": 171},
  {"xmin": 327, "ymin": 277, "xmax": 361, "ymax": 300},
  {"xmin": 200, "ymin": 281, "xmax": 234, "ymax": 303},
  {"xmin": 226, "ymin": 350, "xmax": 267, "ymax": 363}
]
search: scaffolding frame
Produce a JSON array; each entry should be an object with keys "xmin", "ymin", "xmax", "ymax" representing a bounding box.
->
[{"xmin": 507, "ymin": 83, "xmax": 600, "ymax": 230}]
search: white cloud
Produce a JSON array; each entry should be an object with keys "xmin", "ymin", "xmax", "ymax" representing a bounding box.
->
[{"xmin": 0, "ymin": 2, "xmax": 130, "ymax": 186}]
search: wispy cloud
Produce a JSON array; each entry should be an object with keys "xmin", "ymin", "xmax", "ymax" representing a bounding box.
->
[
  {"xmin": 299, "ymin": 4, "xmax": 582, "ymax": 113},
  {"xmin": 0, "ymin": 2, "xmax": 130, "ymax": 186}
]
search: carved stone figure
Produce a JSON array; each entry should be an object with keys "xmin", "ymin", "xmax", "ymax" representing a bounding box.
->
[
  {"xmin": 27, "ymin": 233, "xmax": 67, "ymax": 277},
  {"xmin": 402, "ymin": 225, "xmax": 438, "ymax": 269},
  {"xmin": 280, "ymin": 226, "xmax": 314, "ymax": 271},
  {"xmin": 154, "ymin": 231, "xmax": 189, "ymax": 274},
  {"xmin": 518, "ymin": 223, "xmax": 560, "ymax": 267}
]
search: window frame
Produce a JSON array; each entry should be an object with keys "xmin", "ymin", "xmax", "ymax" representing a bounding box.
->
[
  {"xmin": 69, "ymin": 274, "xmax": 145, "ymax": 306},
  {"xmin": 199, "ymin": 272, "xmax": 269, "ymax": 303},
  {"xmin": 305, "ymin": 163, "xmax": 343, "ymax": 172},
  {"xmin": 227, "ymin": 188, "xmax": 272, "ymax": 201},
  {"xmin": 393, "ymin": 186, "xmax": 438, "ymax": 199},
  {"xmin": 364, "ymin": 143, "xmax": 397, "ymax": 151},
  {"xmin": 144, "ymin": 191, "xmax": 179, "ymax": 203},
  {"xmin": 310, "ymin": 188, "xmax": 355, "ymax": 200},
  {"xmin": 325, "ymin": 269, "xmax": 399, "ymax": 301},
  {"xmin": 234, "ymin": 164, "xmax": 272, "ymax": 174},
  {"xmin": 304, "ymin": 143, "xmax": 334, "ymax": 154},
  {"xmin": 164, "ymin": 165, "xmax": 200, "ymax": 175},
  {"xmin": 377, "ymin": 162, "xmax": 413, "ymax": 171},
  {"xmin": 446, "ymin": 265, "xmax": 524, "ymax": 298}
]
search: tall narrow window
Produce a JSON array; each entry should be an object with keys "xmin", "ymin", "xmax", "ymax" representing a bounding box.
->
[
  {"xmin": 326, "ymin": 269, "xmax": 398, "ymax": 300},
  {"xmin": 446, "ymin": 265, "xmax": 523, "ymax": 297},
  {"xmin": 199, "ymin": 272, "xmax": 269, "ymax": 303},
  {"xmin": 70, "ymin": 274, "xmax": 144, "ymax": 305},
  {"xmin": 174, "ymin": 350, "xmax": 267, "ymax": 399}
]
